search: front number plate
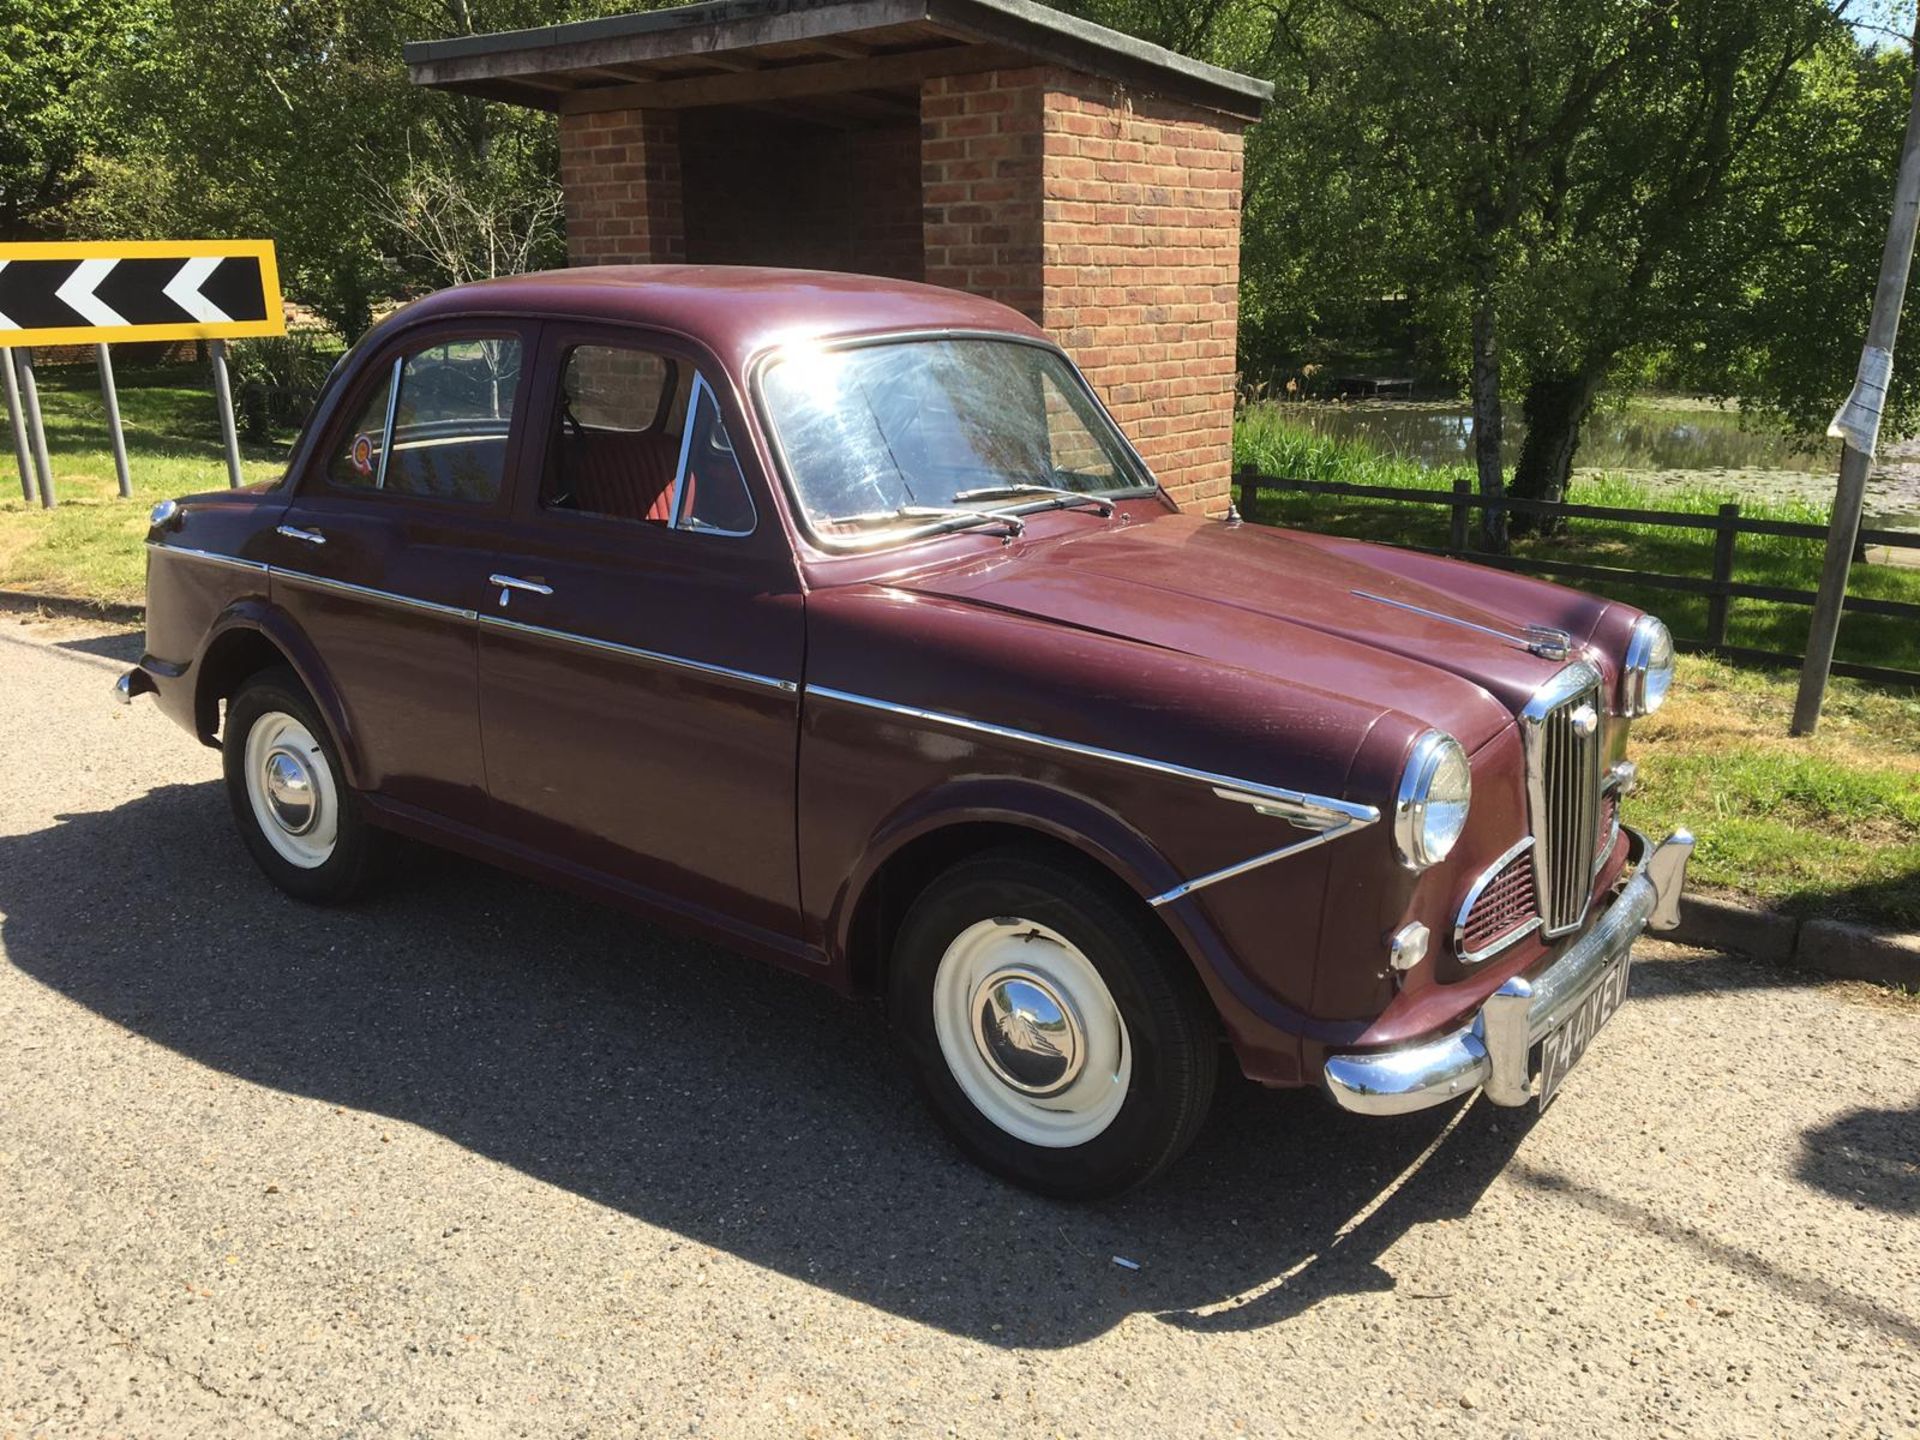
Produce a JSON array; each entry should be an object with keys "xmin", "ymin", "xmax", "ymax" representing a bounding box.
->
[{"xmin": 1536, "ymin": 955, "xmax": 1633, "ymax": 1109}]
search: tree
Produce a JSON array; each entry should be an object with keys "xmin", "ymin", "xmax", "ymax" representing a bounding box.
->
[
  {"xmin": 62, "ymin": 0, "xmax": 615, "ymax": 335},
  {"xmin": 0, "ymin": 0, "xmax": 160, "ymax": 240},
  {"xmin": 1225, "ymin": 0, "xmax": 1905, "ymax": 546},
  {"xmin": 1666, "ymin": 20, "xmax": 1920, "ymax": 441},
  {"xmin": 1501, "ymin": 0, "xmax": 1863, "ymax": 515}
]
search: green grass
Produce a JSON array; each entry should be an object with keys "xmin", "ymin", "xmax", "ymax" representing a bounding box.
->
[
  {"xmin": 1624, "ymin": 655, "xmax": 1920, "ymax": 928},
  {"xmin": 1234, "ymin": 405, "xmax": 1920, "ymax": 677},
  {"xmin": 1236, "ymin": 407, "xmax": 1920, "ymax": 928},
  {"xmin": 1, "ymin": 361, "xmax": 290, "ymax": 604}
]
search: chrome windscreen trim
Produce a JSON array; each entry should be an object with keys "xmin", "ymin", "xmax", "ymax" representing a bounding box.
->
[
  {"xmin": 1452, "ymin": 835, "xmax": 1542, "ymax": 964},
  {"xmin": 272, "ymin": 568, "xmax": 477, "ymax": 622},
  {"xmin": 805, "ymin": 686, "xmax": 1379, "ymax": 903},
  {"xmin": 145, "ymin": 543, "xmax": 269, "ymax": 575},
  {"xmin": 481, "ymin": 614, "xmax": 798, "ymax": 694}
]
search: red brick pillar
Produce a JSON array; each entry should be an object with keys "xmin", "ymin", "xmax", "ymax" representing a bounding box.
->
[
  {"xmin": 557, "ymin": 108, "xmax": 685, "ymax": 265},
  {"xmin": 921, "ymin": 69, "xmax": 1247, "ymax": 513}
]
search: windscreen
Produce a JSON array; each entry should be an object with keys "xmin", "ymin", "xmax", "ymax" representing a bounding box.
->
[{"xmin": 758, "ymin": 338, "xmax": 1153, "ymax": 538}]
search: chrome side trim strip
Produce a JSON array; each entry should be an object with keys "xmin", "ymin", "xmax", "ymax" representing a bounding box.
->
[
  {"xmin": 149, "ymin": 548, "xmax": 793, "ymax": 693},
  {"xmin": 805, "ymin": 685, "xmax": 1379, "ymax": 903},
  {"xmin": 1452, "ymin": 835, "xmax": 1542, "ymax": 965},
  {"xmin": 273, "ymin": 567, "xmax": 477, "ymax": 622},
  {"xmin": 481, "ymin": 613, "xmax": 798, "ymax": 694},
  {"xmin": 146, "ymin": 543, "xmax": 269, "ymax": 574},
  {"xmin": 806, "ymin": 686, "xmax": 1377, "ymax": 824},
  {"xmin": 1149, "ymin": 814, "xmax": 1374, "ymax": 906}
]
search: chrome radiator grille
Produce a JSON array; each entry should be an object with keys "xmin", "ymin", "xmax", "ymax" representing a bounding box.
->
[{"xmin": 1524, "ymin": 663, "xmax": 1606, "ymax": 936}]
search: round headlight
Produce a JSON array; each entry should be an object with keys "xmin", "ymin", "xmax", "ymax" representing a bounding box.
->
[
  {"xmin": 1624, "ymin": 614, "xmax": 1675, "ymax": 716},
  {"xmin": 1394, "ymin": 730, "xmax": 1471, "ymax": 870}
]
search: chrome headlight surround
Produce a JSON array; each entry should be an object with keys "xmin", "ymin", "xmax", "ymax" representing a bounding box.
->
[
  {"xmin": 1622, "ymin": 614, "xmax": 1676, "ymax": 717},
  {"xmin": 1393, "ymin": 730, "xmax": 1472, "ymax": 870}
]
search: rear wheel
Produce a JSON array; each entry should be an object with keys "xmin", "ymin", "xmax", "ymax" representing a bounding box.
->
[
  {"xmin": 889, "ymin": 846, "xmax": 1218, "ymax": 1198},
  {"xmin": 223, "ymin": 668, "xmax": 374, "ymax": 902}
]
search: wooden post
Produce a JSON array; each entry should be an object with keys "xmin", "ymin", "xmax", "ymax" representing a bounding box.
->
[
  {"xmin": 1705, "ymin": 503, "xmax": 1740, "ymax": 649},
  {"xmin": 1793, "ymin": 30, "xmax": 1920, "ymax": 734},
  {"xmin": 14, "ymin": 349, "xmax": 55, "ymax": 509},
  {"xmin": 1450, "ymin": 477, "xmax": 1472, "ymax": 554},
  {"xmin": 209, "ymin": 339, "xmax": 244, "ymax": 489},
  {"xmin": 96, "ymin": 344, "xmax": 132, "ymax": 499},
  {"xmin": 2, "ymin": 347, "xmax": 35, "ymax": 504}
]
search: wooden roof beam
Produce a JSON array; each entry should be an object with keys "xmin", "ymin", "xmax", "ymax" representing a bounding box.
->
[{"xmin": 556, "ymin": 42, "xmax": 1024, "ymax": 116}]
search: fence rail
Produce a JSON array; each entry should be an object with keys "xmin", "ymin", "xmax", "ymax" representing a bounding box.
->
[{"xmin": 1234, "ymin": 467, "xmax": 1920, "ymax": 688}]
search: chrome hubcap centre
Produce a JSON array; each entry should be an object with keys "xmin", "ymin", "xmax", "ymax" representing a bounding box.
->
[
  {"xmin": 971, "ymin": 968, "xmax": 1085, "ymax": 1097},
  {"xmin": 260, "ymin": 747, "xmax": 318, "ymax": 834}
]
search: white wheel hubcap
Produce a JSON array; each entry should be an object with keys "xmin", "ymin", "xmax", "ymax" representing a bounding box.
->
[
  {"xmin": 932, "ymin": 917, "xmax": 1131, "ymax": 1148},
  {"xmin": 243, "ymin": 711, "xmax": 337, "ymax": 869}
]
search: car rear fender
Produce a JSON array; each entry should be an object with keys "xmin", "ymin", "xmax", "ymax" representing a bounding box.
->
[{"xmin": 194, "ymin": 600, "xmax": 366, "ymax": 789}]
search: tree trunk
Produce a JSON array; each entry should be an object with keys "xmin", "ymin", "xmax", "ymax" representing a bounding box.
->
[
  {"xmin": 1468, "ymin": 294, "xmax": 1508, "ymax": 552},
  {"xmin": 1512, "ymin": 371, "xmax": 1604, "ymax": 534}
]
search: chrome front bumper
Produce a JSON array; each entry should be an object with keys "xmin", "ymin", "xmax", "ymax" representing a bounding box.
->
[{"xmin": 1323, "ymin": 828, "xmax": 1693, "ymax": 1116}]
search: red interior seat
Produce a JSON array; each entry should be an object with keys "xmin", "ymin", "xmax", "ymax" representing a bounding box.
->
[{"xmin": 567, "ymin": 430, "xmax": 682, "ymax": 522}]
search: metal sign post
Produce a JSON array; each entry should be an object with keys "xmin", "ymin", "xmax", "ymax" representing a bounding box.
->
[
  {"xmin": 1792, "ymin": 43, "xmax": 1920, "ymax": 736},
  {"xmin": 14, "ymin": 349, "xmax": 54, "ymax": 509},
  {"xmin": 2, "ymin": 347, "xmax": 34, "ymax": 503},
  {"xmin": 0, "ymin": 239, "xmax": 283, "ymax": 504},
  {"xmin": 96, "ymin": 344, "xmax": 132, "ymax": 499},
  {"xmin": 207, "ymin": 340, "xmax": 244, "ymax": 490}
]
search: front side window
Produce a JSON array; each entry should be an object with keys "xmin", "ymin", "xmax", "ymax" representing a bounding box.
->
[
  {"xmin": 544, "ymin": 342, "xmax": 754, "ymax": 535},
  {"xmin": 757, "ymin": 338, "xmax": 1153, "ymax": 543},
  {"xmin": 324, "ymin": 336, "xmax": 522, "ymax": 503}
]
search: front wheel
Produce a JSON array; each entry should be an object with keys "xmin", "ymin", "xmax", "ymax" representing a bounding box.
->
[
  {"xmin": 889, "ymin": 846, "xmax": 1218, "ymax": 1198},
  {"xmin": 223, "ymin": 668, "xmax": 374, "ymax": 902}
]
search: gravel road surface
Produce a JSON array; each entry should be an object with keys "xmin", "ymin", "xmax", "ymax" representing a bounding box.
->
[{"xmin": 1, "ymin": 607, "xmax": 1915, "ymax": 1438}]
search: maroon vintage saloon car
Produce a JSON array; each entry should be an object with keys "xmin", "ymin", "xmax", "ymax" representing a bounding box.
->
[{"xmin": 119, "ymin": 266, "xmax": 1692, "ymax": 1196}]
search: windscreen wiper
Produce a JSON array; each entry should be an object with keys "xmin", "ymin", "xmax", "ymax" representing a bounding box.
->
[
  {"xmin": 951, "ymin": 483, "xmax": 1115, "ymax": 516},
  {"xmin": 833, "ymin": 504, "xmax": 1027, "ymax": 539}
]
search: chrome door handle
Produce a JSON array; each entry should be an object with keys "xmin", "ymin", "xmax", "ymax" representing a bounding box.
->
[
  {"xmin": 489, "ymin": 573, "xmax": 553, "ymax": 607},
  {"xmin": 276, "ymin": 524, "xmax": 325, "ymax": 545}
]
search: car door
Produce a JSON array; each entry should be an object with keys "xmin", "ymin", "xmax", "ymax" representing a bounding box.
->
[
  {"xmin": 476, "ymin": 325, "xmax": 806, "ymax": 940},
  {"xmin": 272, "ymin": 323, "xmax": 538, "ymax": 828}
]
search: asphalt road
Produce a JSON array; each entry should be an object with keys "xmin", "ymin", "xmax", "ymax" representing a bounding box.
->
[{"xmin": 1, "ymin": 607, "xmax": 1916, "ymax": 1439}]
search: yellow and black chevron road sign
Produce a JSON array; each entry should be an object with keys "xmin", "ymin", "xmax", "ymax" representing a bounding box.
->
[{"xmin": 0, "ymin": 239, "xmax": 285, "ymax": 347}]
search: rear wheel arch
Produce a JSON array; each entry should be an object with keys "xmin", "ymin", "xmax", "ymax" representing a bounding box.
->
[{"xmin": 194, "ymin": 614, "xmax": 362, "ymax": 787}]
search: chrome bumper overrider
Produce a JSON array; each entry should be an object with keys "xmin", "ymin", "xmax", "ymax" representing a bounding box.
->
[{"xmin": 1323, "ymin": 828, "xmax": 1693, "ymax": 1116}]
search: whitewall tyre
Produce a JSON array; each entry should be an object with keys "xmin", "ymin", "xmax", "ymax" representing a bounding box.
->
[
  {"xmin": 891, "ymin": 845, "xmax": 1218, "ymax": 1198},
  {"xmin": 223, "ymin": 668, "xmax": 374, "ymax": 902}
]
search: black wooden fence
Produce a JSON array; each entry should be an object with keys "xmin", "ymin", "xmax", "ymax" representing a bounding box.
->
[{"xmin": 1234, "ymin": 466, "xmax": 1920, "ymax": 688}]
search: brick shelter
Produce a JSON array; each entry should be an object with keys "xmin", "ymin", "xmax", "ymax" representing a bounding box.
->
[{"xmin": 406, "ymin": 0, "xmax": 1270, "ymax": 511}]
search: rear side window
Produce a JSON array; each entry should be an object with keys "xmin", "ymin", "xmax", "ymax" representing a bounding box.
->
[
  {"xmin": 324, "ymin": 337, "xmax": 522, "ymax": 503},
  {"xmin": 542, "ymin": 340, "xmax": 754, "ymax": 535}
]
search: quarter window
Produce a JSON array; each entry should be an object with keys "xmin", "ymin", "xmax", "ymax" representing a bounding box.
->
[{"xmin": 324, "ymin": 337, "xmax": 522, "ymax": 503}]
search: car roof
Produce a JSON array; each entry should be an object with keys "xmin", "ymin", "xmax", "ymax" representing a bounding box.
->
[{"xmin": 387, "ymin": 265, "xmax": 1050, "ymax": 371}]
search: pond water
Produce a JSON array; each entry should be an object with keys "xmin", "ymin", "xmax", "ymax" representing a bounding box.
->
[{"xmin": 1283, "ymin": 399, "xmax": 1920, "ymax": 530}]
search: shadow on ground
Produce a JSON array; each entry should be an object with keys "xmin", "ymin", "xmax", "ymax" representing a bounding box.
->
[
  {"xmin": 1798, "ymin": 1106, "xmax": 1920, "ymax": 1217},
  {"xmin": 0, "ymin": 781, "xmax": 1543, "ymax": 1347}
]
